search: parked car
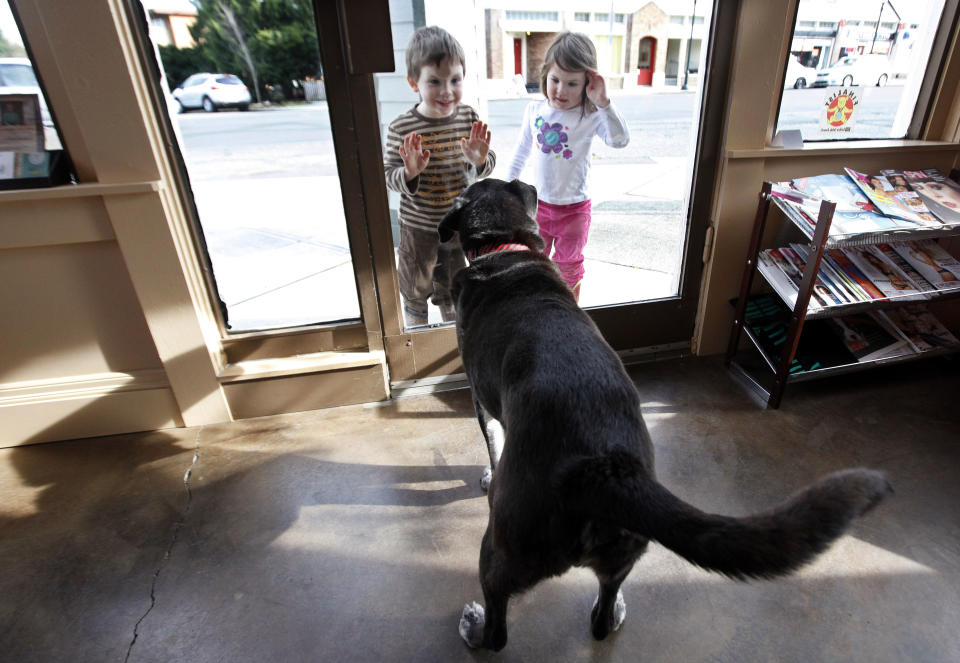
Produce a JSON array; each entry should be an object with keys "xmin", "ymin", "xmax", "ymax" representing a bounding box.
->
[
  {"xmin": 0, "ymin": 57, "xmax": 54, "ymax": 130},
  {"xmin": 784, "ymin": 57, "xmax": 817, "ymax": 89},
  {"xmin": 172, "ymin": 73, "xmax": 252, "ymax": 112},
  {"xmin": 812, "ymin": 54, "xmax": 892, "ymax": 88}
]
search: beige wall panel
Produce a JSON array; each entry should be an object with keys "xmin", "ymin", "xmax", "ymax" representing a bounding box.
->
[
  {"xmin": 724, "ymin": 0, "xmax": 793, "ymax": 150},
  {"xmin": 0, "ymin": 241, "xmax": 161, "ymax": 384},
  {"xmin": 0, "ymin": 388, "xmax": 181, "ymax": 448},
  {"xmin": 0, "ymin": 198, "xmax": 114, "ymax": 249},
  {"xmin": 223, "ymin": 365, "xmax": 389, "ymax": 420}
]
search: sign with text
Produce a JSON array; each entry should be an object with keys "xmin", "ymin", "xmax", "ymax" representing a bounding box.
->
[{"xmin": 819, "ymin": 87, "xmax": 862, "ymax": 137}]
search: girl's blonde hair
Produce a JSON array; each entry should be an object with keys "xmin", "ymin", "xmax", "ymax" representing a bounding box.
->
[{"xmin": 539, "ymin": 32, "xmax": 598, "ymax": 115}]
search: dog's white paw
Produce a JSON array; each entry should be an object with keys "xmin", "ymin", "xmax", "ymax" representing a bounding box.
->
[
  {"xmin": 480, "ymin": 466, "xmax": 493, "ymax": 492},
  {"xmin": 611, "ymin": 590, "xmax": 626, "ymax": 631},
  {"xmin": 459, "ymin": 601, "xmax": 486, "ymax": 648},
  {"xmin": 591, "ymin": 590, "xmax": 627, "ymax": 633}
]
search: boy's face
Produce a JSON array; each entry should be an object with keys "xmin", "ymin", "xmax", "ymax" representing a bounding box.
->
[
  {"xmin": 545, "ymin": 65, "xmax": 586, "ymax": 111},
  {"xmin": 408, "ymin": 58, "xmax": 464, "ymax": 118}
]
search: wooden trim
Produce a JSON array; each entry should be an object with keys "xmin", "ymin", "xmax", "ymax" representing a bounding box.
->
[
  {"xmin": 0, "ymin": 369, "xmax": 182, "ymax": 448},
  {"xmin": 728, "ymin": 141, "xmax": 960, "ymax": 160},
  {"xmin": 0, "ymin": 180, "xmax": 161, "ymax": 202},
  {"xmin": 218, "ymin": 350, "xmax": 385, "ymax": 383}
]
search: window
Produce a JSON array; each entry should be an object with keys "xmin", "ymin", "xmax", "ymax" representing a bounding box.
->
[
  {"xmin": 594, "ymin": 13, "xmax": 609, "ymax": 23},
  {"xmin": 504, "ymin": 11, "xmax": 558, "ymax": 21},
  {"xmin": 0, "ymin": 0, "xmax": 67, "ymax": 186},
  {"xmin": 575, "ymin": 12, "xmax": 589, "ymax": 22},
  {"xmin": 670, "ymin": 15, "xmax": 685, "ymax": 25},
  {"xmin": 614, "ymin": 14, "xmax": 626, "ymax": 23},
  {"xmin": 776, "ymin": 0, "xmax": 949, "ymax": 142}
]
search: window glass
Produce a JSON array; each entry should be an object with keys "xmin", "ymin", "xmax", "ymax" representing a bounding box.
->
[
  {"xmin": 140, "ymin": 0, "xmax": 360, "ymax": 331},
  {"xmin": 776, "ymin": 0, "xmax": 946, "ymax": 141},
  {"xmin": 1, "ymin": 1, "xmax": 67, "ymax": 186},
  {"xmin": 375, "ymin": 3, "xmax": 715, "ymax": 328}
]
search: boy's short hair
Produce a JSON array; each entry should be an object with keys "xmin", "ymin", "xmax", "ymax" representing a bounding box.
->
[{"xmin": 405, "ymin": 26, "xmax": 466, "ymax": 79}]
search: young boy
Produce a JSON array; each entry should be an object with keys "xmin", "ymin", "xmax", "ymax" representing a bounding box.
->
[{"xmin": 384, "ymin": 26, "xmax": 495, "ymax": 327}]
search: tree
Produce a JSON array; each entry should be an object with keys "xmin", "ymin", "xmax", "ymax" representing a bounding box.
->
[
  {"xmin": 0, "ymin": 29, "xmax": 27, "ymax": 57},
  {"xmin": 182, "ymin": 0, "xmax": 322, "ymax": 103},
  {"xmin": 190, "ymin": 0, "xmax": 263, "ymax": 103}
]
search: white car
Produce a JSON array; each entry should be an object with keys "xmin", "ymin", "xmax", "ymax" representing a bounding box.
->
[
  {"xmin": 812, "ymin": 54, "xmax": 892, "ymax": 88},
  {"xmin": 784, "ymin": 57, "xmax": 817, "ymax": 89},
  {"xmin": 172, "ymin": 73, "xmax": 252, "ymax": 112}
]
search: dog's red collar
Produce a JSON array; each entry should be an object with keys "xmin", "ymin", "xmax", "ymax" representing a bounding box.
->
[{"xmin": 466, "ymin": 243, "xmax": 531, "ymax": 261}]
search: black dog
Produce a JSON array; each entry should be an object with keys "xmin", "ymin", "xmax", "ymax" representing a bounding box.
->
[{"xmin": 437, "ymin": 178, "xmax": 892, "ymax": 652}]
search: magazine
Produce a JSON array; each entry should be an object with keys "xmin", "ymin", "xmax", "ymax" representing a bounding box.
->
[
  {"xmin": 879, "ymin": 305, "xmax": 960, "ymax": 352},
  {"xmin": 888, "ymin": 168, "xmax": 960, "ymax": 227},
  {"xmin": 766, "ymin": 248, "xmax": 827, "ymax": 308},
  {"xmin": 821, "ymin": 250, "xmax": 871, "ymax": 301},
  {"xmin": 841, "ymin": 245, "xmax": 926, "ymax": 300},
  {"xmin": 781, "ymin": 246, "xmax": 844, "ymax": 306},
  {"xmin": 824, "ymin": 248, "xmax": 885, "ymax": 300},
  {"xmin": 791, "ymin": 173, "xmax": 914, "ymax": 236},
  {"xmin": 844, "ymin": 168, "xmax": 930, "ymax": 225},
  {"xmin": 891, "ymin": 239, "xmax": 960, "ymax": 291},
  {"xmin": 790, "ymin": 243, "xmax": 857, "ymax": 303},
  {"xmin": 758, "ymin": 250, "xmax": 801, "ymax": 307},
  {"xmin": 829, "ymin": 312, "xmax": 915, "ymax": 362},
  {"xmin": 877, "ymin": 169, "xmax": 943, "ymax": 226},
  {"xmin": 872, "ymin": 243, "xmax": 935, "ymax": 293}
]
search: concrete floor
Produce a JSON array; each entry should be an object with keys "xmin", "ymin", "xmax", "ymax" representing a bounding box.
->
[{"xmin": 1, "ymin": 355, "xmax": 958, "ymax": 662}]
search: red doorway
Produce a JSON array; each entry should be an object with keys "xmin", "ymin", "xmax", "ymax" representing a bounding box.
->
[
  {"xmin": 513, "ymin": 38, "xmax": 522, "ymax": 76},
  {"xmin": 637, "ymin": 37, "xmax": 656, "ymax": 85}
]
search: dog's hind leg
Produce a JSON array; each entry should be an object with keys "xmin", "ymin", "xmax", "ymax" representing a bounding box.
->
[
  {"xmin": 473, "ymin": 399, "xmax": 504, "ymax": 492},
  {"xmin": 587, "ymin": 537, "xmax": 649, "ymax": 640},
  {"xmin": 460, "ymin": 524, "xmax": 536, "ymax": 651}
]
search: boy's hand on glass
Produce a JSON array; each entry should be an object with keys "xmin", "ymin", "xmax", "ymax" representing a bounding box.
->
[
  {"xmin": 460, "ymin": 121, "xmax": 491, "ymax": 168},
  {"xmin": 585, "ymin": 70, "xmax": 610, "ymax": 108},
  {"xmin": 400, "ymin": 132, "xmax": 430, "ymax": 181}
]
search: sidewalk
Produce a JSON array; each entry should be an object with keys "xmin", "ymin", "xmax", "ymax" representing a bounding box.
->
[{"xmin": 193, "ymin": 156, "xmax": 690, "ymax": 330}]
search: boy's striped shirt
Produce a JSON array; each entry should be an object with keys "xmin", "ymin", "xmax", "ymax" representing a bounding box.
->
[{"xmin": 384, "ymin": 104, "xmax": 496, "ymax": 233}]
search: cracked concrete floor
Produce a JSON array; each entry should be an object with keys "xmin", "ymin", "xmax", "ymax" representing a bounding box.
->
[{"xmin": 1, "ymin": 355, "xmax": 959, "ymax": 662}]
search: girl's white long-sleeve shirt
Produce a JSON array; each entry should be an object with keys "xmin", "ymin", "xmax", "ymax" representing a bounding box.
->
[{"xmin": 507, "ymin": 99, "xmax": 630, "ymax": 205}]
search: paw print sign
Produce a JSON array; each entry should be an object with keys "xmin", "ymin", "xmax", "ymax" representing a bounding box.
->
[{"xmin": 535, "ymin": 116, "xmax": 573, "ymax": 160}]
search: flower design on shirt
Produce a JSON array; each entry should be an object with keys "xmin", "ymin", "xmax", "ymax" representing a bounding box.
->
[{"xmin": 535, "ymin": 116, "xmax": 572, "ymax": 159}]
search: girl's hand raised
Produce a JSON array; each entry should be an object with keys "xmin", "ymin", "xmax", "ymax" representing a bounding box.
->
[
  {"xmin": 460, "ymin": 121, "xmax": 491, "ymax": 168},
  {"xmin": 585, "ymin": 70, "xmax": 610, "ymax": 109}
]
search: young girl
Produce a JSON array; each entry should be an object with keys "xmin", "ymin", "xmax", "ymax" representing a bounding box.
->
[{"xmin": 508, "ymin": 32, "xmax": 630, "ymax": 301}]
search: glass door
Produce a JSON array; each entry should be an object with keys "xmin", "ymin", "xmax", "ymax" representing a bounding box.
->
[{"xmin": 372, "ymin": 0, "xmax": 736, "ymax": 378}]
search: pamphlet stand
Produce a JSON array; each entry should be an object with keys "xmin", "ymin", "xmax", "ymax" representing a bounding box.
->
[{"xmin": 725, "ymin": 181, "xmax": 960, "ymax": 408}]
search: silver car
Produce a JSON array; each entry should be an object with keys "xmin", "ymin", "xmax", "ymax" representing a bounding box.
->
[{"xmin": 172, "ymin": 73, "xmax": 252, "ymax": 112}]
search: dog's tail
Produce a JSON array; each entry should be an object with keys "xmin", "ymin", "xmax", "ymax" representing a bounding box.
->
[{"xmin": 564, "ymin": 448, "xmax": 892, "ymax": 580}]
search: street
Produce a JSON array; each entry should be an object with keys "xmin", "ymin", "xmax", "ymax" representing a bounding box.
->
[{"xmin": 171, "ymin": 86, "xmax": 908, "ymax": 330}]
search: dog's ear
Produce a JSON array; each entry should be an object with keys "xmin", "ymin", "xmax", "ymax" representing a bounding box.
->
[
  {"xmin": 438, "ymin": 196, "xmax": 466, "ymax": 243},
  {"xmin": 506, "ymin": 179, "xmax": 538, "ymax": 218}
]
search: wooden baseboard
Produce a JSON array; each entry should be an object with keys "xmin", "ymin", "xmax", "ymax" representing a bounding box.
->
[{"xmin": 0, "ymin": 369, "xmax": 182, "ymax": 447}]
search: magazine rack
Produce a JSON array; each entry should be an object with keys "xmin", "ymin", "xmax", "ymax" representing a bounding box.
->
[{"xmin": 725, "ymin": 181, "xmax": 960, "ymax": 408}]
